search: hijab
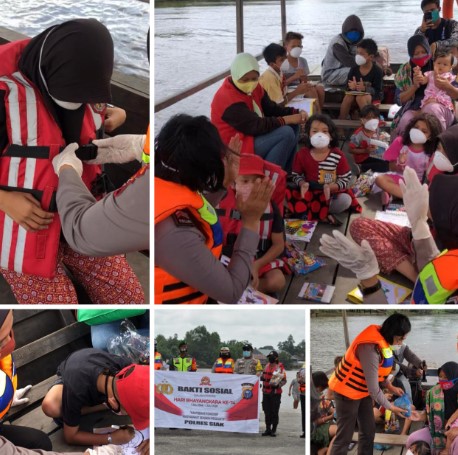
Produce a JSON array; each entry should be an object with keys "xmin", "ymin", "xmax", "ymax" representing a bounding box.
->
[
  {"xmin": 18, "ymin": 19, "xmax": 114, "ymax": 143},
  {"xmin": 406, "ymin": 35, "xmax": 433, "ymax": 93},
  {"xmin": 437, "ymin": 361, "xmax": 458, "ymax": 421},
  {"xmin": 230, "ymin": 53, "xmax": 259, "ymax": 81}
]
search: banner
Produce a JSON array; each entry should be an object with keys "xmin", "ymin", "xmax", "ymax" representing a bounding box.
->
[{"xmin": 155, "ymin": 371, "xmax": 260, "ymax": 433}]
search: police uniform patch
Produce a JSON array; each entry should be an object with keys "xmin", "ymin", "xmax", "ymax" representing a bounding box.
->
[
  {"xmin": 91, "ymin": 102, "xmax": 107, "ymax": 113},
  {"xmin": 173, "ymin": 209, "xmax": 196, "ymax": 227}
]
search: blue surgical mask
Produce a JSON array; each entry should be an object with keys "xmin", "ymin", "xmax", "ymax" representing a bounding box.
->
[
  {"xmin": 243, "ymin": 350, "xmax": 251, "ymax": 358},
  {"xmin": 345, "ymin": 30, "xmax": 361, "ymax": 43}
]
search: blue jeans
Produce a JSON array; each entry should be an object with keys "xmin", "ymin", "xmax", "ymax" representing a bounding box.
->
[
  {"xmin": 91, "ymin": 313, "xmax": 150, "ymax": 350},
  {"xmin": 254, "ymin": 125, "xmax": 298, "ymax": 172}
]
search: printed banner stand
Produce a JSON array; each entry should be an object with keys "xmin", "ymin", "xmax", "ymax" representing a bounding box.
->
[{"xmin": 155, "ymin": 371, "xmax": 260, "ymax": 433}]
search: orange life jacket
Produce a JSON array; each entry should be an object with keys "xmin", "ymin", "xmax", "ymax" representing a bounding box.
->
[
  {"xmin": 329, "ymin": 325, "xmax": 394, "ymax": 400},
  {"xmin": 154, "ymin": 351, "xmax": 162, "ymax": 370},
  {"xmin": 214, "ymin": 357, "xmax": 234, "ymax": 373},
  {"xmin": 299, "ymin": 382, "xmax": 305, "ymax": 393},
  {"xmin": 0, "ymin": 354, "xmax": 17, "ymax": 419},
  {"xmin": 154, "ymin": 178, "xmax": 223, "ymax": 304}
]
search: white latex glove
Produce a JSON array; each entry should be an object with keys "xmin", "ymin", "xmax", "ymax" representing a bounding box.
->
[
  {"xmin": 11, "ymin": 384, "xmax": 32, "ymax": 406},
  {"xmin": 90, "ymin": 135, "xmax": 146, "ymax": 164},
  {"xmin": 85, "ymin": 445, "xmax": 123, "ymax": 455},
  {"xmin": 319, "ymin": 230, "xmax": 380, "ymax": 280},
  {"xmin": 399, "ymin": 166, "xmax": 431, "ymax": 240},
  {"xmin": 52, "ymin": 143, "xmax": 83, "ymax": 177}
]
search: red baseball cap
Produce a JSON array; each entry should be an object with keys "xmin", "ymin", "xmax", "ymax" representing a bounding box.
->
[
  {"xmin": 239, "ymin": 154, "xmax": 265, "ymax": 177},
  {"xmin": 116, "ymin": 364, "xmax": 150, "ymax": 430}
]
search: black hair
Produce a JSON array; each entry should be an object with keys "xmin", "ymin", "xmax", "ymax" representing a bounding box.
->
[
  {"xmin": 312, "ymin": 371, "xmax": 329, "ymax": 389},
  {"xmin": 434, "ymin": 48, "xmax": 454, "ymax": 65},
  {"xmin": 401, "ymin": 113, "xmax": 442, "ymax": 156},
  {"xmin": 421, "ymin": 0, "xmax": 440, "ymax": 10},
  {"xmin": 358, "ymin": 38, "xmax": 378, "ymax": 57},
  {"xmin": 155, "ymin": 114, "xmax": 226, "ymax": 193},
  {"xmin": 334, "ymin": 355, "xmax": 343, "ymax": 367},
  {"xmin": 409, "ymin": 441, "xmax": 431, "ymax": 455},
  {"xmin": 284, "ymin": 31, "xmax": 304, "ymax": 43},
  {"xmin": 360, "ymin": 104, "xmax": 380, "ymax": 119},
  {"xmin": 304, "ymin": 114, "xmax": 339, "ymax": 149},
  {"xmin": 263, "ymin": 43, "xmax": 286, "ymax": 65},
  {"xmin": 379, "ymin": 313, "xmax": 411, "ymax": 344}
]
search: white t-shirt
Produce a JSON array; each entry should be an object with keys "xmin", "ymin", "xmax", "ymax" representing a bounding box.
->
[{"xmin": 281, "ymin": 56, "xmax": 310, "ymax": 83}]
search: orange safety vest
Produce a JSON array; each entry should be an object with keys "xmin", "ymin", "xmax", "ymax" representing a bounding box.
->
[
  {"xmin": 154, "ymin": 178, "xmax": 223, "ymax": 304},
  {"xmin": 0, "ymin": 354, "xmax": 17, "ymax": 419},
  {"xmin": 329, "ymin": 325, "xmax": 394, "ymax": 400},
  {"xmin": 214, "ymin": 357, "xmax": 234, "ymax": 373},
  {"xmin": 154, "ymin": 352, "xmax": 162, "ymax": 370}
]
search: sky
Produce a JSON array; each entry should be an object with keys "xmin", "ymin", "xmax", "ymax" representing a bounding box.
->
[{"xmin": 154, "ymin": 308, "xmax": 305, "ymax": 349}]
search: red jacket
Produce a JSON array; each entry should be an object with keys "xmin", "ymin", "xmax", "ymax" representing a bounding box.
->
[{"xmin": 0, "ymin": 39, "xmax": 103, "ymax": 278}]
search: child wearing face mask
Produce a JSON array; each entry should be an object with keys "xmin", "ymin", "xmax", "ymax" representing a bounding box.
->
[
  {"xmin": 259, "ymin": 42, "xmax": 309, "ymax": 107},
  {"xmin": 374, "ymin": 113, "xmax": 441, "ymax": 206},
  {"xmin": 406, "ymin": 441, "xmax": 431, "ymax": 455},
  {"xmin": 217, "ymin": 154, "xmax": 287, "ymax": 294},
  {"xmin": 287, "ymin": 114, "xmax": 360, "ymax": 225},
  {"xmin": 281, "ymin": 31, "xmax": 325, "ymax": 112},
  {"xmin": 349, "ymin": 104, "xmax": 390, "ymax": 173},
  {"xmin": 339, "ymin": 38, "xmax": 384, "ymax": 120}
]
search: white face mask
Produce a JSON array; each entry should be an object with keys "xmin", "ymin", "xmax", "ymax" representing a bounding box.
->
[
  {"xmin": 290, "ymin": 47, "xmax": 302, "ymax": 58},
  {"xmin": 235, "ymin": 182, "xmax": 253, "ymax": 202},
  {"xmin": 310, "ymin": 132, "xmax": 330, "ymax": 149},
  {"xmin": 50, "ymin": 96, "xmax": 83, "ymax": 110},
  {"xmin": 409, "ymin": 128, "xmax": 428, "ymax": 145},
  {"xmin": 355, "ymin": 54, "xmax": 367, "ymax": 66},
  {"xmin": 406, "ymin": 450, "xmax": 414, "ymax": 455},
  {"xmin": 433, "ymin": 151, "xmax": 455, "ymax": 172},
  {"xmin": 390, "ymin": 344, "xmax": 402, "ymax": 352},
  {"xmin": 364, "ymin": 119, "xmax": 379, "ymax": 131}
]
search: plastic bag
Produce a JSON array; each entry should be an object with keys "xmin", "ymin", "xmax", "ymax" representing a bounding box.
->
[
  {"xmin": 394, "ymin": 393, "xmax": 412, "ymax": 418},
  {"xmin": 107, "ymin": 319, "xmax": 150, "ymax": 365},
  {"xmin": 283, "ymin": 241, "xmax": 325, "ymax": 276}
]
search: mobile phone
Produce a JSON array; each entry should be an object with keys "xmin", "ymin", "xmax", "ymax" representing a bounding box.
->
[
  {"xmin": 424, "ymin": 11, "xmax": 433, "ymax": 22},
  {"xmin": 75, "ymin": 143, "xmax": 98, "ymax": 161}
]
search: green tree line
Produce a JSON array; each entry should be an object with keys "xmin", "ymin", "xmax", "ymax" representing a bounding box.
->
[{"xmin": 156, "ymin": 325, "xmax": 305, "ymax": 369}]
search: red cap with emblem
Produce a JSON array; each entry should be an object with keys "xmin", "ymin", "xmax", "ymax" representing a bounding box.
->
[{"xmin": 238, "ymin": 154, "xmax": 265, "ymax": 177}]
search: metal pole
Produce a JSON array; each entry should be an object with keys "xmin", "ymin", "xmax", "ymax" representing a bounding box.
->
[
  {"xmin": 342, "ymin": 310, "xmax": 350, "ymax": 349},
  {"xmin": 236, "ymin": 0, "xmax": 244, "ymax": 53},
  {"xmin": 280, "ymin": 0, "xmax": 287, "ymax": 42}
]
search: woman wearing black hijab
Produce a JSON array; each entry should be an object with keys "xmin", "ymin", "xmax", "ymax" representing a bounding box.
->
[
  {"xmin": 406, "ymin": 362, "xmax": 458, "ymax": 454},
  {"xmin": 0, "ymin": 19, "xmax": 144, "ymax": 304}
]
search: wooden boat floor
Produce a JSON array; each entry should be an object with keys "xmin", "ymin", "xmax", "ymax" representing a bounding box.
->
[{"xmin": 279, "ymin": 187, "xmax": 413, "ymax": 305}]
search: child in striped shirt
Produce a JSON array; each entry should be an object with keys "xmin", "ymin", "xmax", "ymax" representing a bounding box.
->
[{"xmin": 287, "ymin": 114, "xmax": 359, "ymax": 225}]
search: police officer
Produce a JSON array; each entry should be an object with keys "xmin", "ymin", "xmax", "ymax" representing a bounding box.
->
[
  {"xmin": 234, "ymin": 343, "xmax": 262, "ymax": 376},
  {"xmin": 212, "ymin": 347, "xmax": 234, "ymax": 373},
  {"xmin": 169, "ymin": 342, "xmax": 197, "ymax": 372}
]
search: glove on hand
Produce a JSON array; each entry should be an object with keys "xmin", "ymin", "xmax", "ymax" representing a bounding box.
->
[
  {"xmin": 52, "ymin": 143, "xmax": 83, "ymax": 177},
  {"xmin": 11, "ymin": 384, "xmax": 32, "ymax": 406},
  {"xmin": 90, "ymin": 135, "xmax": 146, "ymax": 164},
  {"xmin": 85, "ymin": 445, "xmax": 123, "ymax": 455},
  {"xmin": 319, "ymin": 230, "xmax": 380, "ymax": 280},
  {"xmin": 399, "ymin": 166, "xmax": 430, "ymax": 240}
]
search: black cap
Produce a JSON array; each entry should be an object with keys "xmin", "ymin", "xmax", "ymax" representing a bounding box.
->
[
  {"xmin": 268, "ymin": 350, "xmax": 279, "ymax": 358},
  {"xmin": 179, "ymin": 342, "xmax": 187, "ymax": 348},
  {"xmin": 242, "ymin": 343, "xmax": 253, "ymax": 351}
]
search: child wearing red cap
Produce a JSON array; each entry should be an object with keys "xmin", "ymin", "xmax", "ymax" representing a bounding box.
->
[
  {"xmin": 41, "ymin": 348, "xmax": 149, "ymax": 452},
  {"xmin": 217, "ymin": 154, "xmax": 286, "ymax": 294}
]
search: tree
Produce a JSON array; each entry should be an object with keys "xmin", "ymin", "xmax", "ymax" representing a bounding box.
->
[
  {"xmin": 185, "ymin": 325, "xmax": 221, "ymax": 367},
  {"xmin": 277, "ymin": 334, "xmax": 296, "ymax": 355},
  {"xmin": 278, "ymin": 351, "xmax": 293, "ymax": 369}
]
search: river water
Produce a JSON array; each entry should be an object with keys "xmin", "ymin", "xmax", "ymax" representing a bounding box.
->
[
  {"xmin": 310, "ymin": 312, "xmax": 458, "ymax": 373},
  {"xmin": 2, "ymin": 0, "xmax": 149, "ymax": 78},
  {"xmin": 154, "ymin": 0, "xmax": 430, "ymax": 131}
]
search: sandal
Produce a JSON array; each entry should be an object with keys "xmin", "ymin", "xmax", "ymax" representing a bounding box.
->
[{"xmin": 325, "ymin": 214, "xmax": 343, "ymax": 226}]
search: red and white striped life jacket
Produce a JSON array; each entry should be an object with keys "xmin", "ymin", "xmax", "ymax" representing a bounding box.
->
[{"xmin": 0, "ymin": 39, "xmax": 103, "ymax": 278}]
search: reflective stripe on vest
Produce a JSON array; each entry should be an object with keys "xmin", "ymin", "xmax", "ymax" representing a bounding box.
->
[
  {"xmin": 154, "ymin": 352, "xmax": 162, "ymax": 370},
  {"xmin": 329, "ymin": 325, "xmax": 393, "ymax": 400},
  {"xmin": 142, "ymin": 126, "xmax": 150, "ymax": 164},
  {"xmin": 214, "ymin": 357, "xmax": 234, "ymax": 373},
  {"xmin": 414, "ymin": 249, "xmax": 458, "ymax": 304},
  {"xmin": 155, "ymin": 178, "xmax": 223, "ymax": 304},
  {"xmin": 173, "ymin": 356, "xmax": 193, "ymax": 371}
]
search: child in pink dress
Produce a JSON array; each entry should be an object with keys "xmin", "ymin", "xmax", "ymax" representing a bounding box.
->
[{"xmin": 374, "ymin": 113, "xmax": 441, "ymax": 205}]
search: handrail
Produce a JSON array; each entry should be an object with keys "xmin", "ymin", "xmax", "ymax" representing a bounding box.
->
[{"xmin": 154, "ymin": 0, "xmax": 287, "ymax": 113}]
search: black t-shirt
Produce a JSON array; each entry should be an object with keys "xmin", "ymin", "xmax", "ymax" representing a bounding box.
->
[
  {"xmin": 348, "ymin": 64, "xmax": 384, "ymax": 100},
  {"xmin": 424, "ymin": 19, "xmax": 452, "ymax": 44},
  {"xmin": 57, "ymin": 348, "xmax": 131, "ymax": 427}
]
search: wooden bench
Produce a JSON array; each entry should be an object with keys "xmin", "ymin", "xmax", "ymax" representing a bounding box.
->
[
  {"xmin": 324, "ymin": 102, "xmax": 393, "ymax": 114},
  {"xmin": 350, "ymin": 432, "xmax": 408, "ymax": 455}
]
